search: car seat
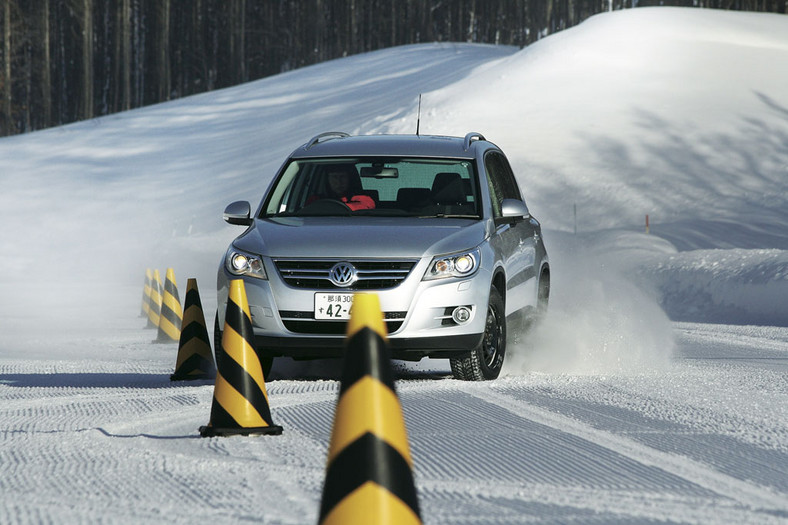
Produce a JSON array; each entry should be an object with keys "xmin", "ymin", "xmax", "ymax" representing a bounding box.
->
[
  {"xmin": 396, "ymin": 188, "xmax": 433, "ymax": 211},
  {"xmin": 431, "ymin": 172, "xmax": 466, "ymax": 205}
]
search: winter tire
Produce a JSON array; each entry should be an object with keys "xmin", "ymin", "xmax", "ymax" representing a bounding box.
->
[{"xmin": 450, "ymin": 286, "xmax": 506, "ymax": 381}]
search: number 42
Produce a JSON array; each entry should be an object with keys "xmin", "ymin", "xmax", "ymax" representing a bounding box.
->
[{"xmin": 326, "ymin": 303, "xmax": 349, "ymax": 318}]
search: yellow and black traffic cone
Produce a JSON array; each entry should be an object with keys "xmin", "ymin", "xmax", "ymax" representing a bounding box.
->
[
  {"xmin": 171, "ymin": 278, "xmax": 216, "ymax": 381},
  {"xmin": 140, "ymin": 268, "xmax": 152, "ymax": 318},
  {"xmin": 318, "ymin": 293, "xmax": 422, "ymax": 525},
  {"xmin": 199, "ymin": 279, "xmax": 282, "ymax": 437},
  {"xmin": 145, "ymin": 269, "xmax": 162, "ymax": 329},
  {"xmin": 155, "ymin": 268, "xmax": 183, "ymax": 343}
]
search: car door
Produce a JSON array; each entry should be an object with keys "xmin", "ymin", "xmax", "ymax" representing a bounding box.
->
[{"xmin": 484, "ymin": 151, "xmax": 538, "ymax": 316}]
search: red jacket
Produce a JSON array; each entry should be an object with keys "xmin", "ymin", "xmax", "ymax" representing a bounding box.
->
[
  {"xmin": 339, "ymin": 194, "xmax": 375, "ymax": 211},
  {"xmin": 307, "ymin": 194, "xmax": 375, "ymax": 211}
]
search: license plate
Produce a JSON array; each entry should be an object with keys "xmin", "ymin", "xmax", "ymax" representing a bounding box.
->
[{"xmin": 314, "ymin": 293, "xmax": 354, "ymax": 320}]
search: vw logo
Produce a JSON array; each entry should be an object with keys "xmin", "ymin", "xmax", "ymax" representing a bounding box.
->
[{"xmin": 329, "ymin": 262, "xmax": 357, "ymax": 287}]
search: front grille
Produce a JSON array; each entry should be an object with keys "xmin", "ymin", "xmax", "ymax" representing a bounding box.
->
[
  {"xmin": 279, "ymin": 310, "xmax": 407, "ymax": 335},
  {"xmin": 274, "ymin": 259, "xmax": 417, "ymax": 290}
]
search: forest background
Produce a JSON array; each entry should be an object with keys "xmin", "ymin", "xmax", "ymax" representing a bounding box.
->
[{"xmin": 1, "ymin": 0, "xmax": 786, "ymax": 137}]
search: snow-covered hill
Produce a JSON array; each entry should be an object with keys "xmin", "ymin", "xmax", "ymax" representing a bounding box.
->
[
  {"xmin": 373, "ymin": 6, "xmax": 788, "ymax": 328},
  {"xmin": 0, "ymin": 7, "xmax": 786, "ymax": 524}
]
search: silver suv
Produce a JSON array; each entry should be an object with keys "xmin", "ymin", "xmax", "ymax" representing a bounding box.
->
[{"xmin": 217, "ymin": 132, "xmax": 549, "ymax": 380}]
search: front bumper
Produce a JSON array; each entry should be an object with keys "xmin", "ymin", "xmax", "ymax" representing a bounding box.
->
[
  {"xmin": 248, "ymin": 333, "xmax": 484, "ymax": 360},
  {"xmin": 217, "ymin": 255, "xmax": 491, "ymax": 360}
]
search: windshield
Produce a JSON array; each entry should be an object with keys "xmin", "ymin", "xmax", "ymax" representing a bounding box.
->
[{"xmin": 261, "ymin": 157, "xmax": 480, "ymax": 218}]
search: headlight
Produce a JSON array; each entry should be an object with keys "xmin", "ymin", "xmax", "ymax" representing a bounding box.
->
[
  {"xmin": 424, "ymin": 248, "xmax": 480, "ymax": 281},
  {"xmin": 225, "ymin": 248, "xmax": 267, "ymax": 279}
]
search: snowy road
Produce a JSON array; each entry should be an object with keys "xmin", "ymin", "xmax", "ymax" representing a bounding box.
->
[{"xmin": 1, "ymin": 292, "xmax": 785, "ymax": 524}]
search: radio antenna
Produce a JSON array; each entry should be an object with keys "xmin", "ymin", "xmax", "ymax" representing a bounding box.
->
[{"xmin": 416, "ymin": 94, "xmax": 422, "ymax": 136}]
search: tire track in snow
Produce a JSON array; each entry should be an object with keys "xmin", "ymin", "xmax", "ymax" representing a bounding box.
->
[
  {"xmin": 415, "ymin": 479, "xmax": 779, "ymax": 525},
  {"xmin": 0, "ymin": 380, "xmax": 329, "ymax": 524},
  {"xmin": 0, "ymin": 386, "xmax": 208, "ymax": 434},
  {"xmin": 497, "ymin": 382, "xmax": 788, "ymax": 492},
  {"xmin": 383, "ymin": 382, "xmax": 781, "ymax": 523},
  {"xmin": 0, "ymin": 356, "xmax": 272, "ymax": 522},
  {"xmin": 468, "ymin": 385, "xmax": 788, "ymax": 515},
  {"xmin": 399, "ymin": 388, "xmax": 716, "ymax": 492}
]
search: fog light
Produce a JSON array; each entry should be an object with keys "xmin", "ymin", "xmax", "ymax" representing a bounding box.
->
[{"xmin": 452, "ymin": 306, "xmax": 472, "ymax": 324}]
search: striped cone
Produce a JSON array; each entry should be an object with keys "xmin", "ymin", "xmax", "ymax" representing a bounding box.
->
[
  {"xmin": 199, "ymin": 279, "xmax": 282, "ymax": 437},
  {"xmin": 145, "ymin": 269, "xmax": 163, "ymax": 329},
  {"xmin": 318, "ymin": 293, "xmax": 422, "ymax": 525},
  {"xmin": 171, "ymin": 278, "xmax": 216, "ymax": 381},
  {"xmin": 140, "ymin": 268, "xmax": 152, "ymax": 318},
  {"xmin": 155, "ymin": 268, "xmax": 183, "ymax": 343}
]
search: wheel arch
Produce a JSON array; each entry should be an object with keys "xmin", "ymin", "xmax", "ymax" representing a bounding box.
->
[{"xmin": 491, "ymin": 267, "xmax": 507, "ymax": 307}]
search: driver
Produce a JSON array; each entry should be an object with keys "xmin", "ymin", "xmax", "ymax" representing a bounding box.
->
[{"xmin": 307, "ymin": 165, "xmax": 375, "ymax": 211}]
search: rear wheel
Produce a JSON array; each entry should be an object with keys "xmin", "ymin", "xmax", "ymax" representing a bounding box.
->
[
  {"xmin": 450, "ymin": 286, "xmax": 506, "ymax": 381},
  {"xmin": 214, "ymin": 312, "xmax": 274, "ymax": 380}
]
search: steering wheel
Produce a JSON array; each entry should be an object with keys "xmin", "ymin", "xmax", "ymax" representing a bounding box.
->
[{"xmin": 296, "ymin": 198, "xmax": 352, "ymax": 216}]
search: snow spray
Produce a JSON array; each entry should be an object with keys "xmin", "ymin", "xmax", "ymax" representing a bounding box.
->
[{"xmin": 504, "ymin": 231, "xmax": 674, "ymax": 375}]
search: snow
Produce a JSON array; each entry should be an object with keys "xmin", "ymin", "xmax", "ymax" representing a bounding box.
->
[{"xmin": 1, "ymin": 7, "xmax": 787, "ymax": 524}]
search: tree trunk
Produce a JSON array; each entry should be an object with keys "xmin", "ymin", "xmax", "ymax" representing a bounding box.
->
[
  {"xmin": 2, "ymin": 0, "xmax": 11, "ymax": 133},
  {"xmin": 239, "ymin": 0, "xmax": 246, "ymax": 81},
  {"xmin": 82, "ymin": 0, "xmax": 94, "ymax": 119},
  {"xmin": 158, "ymin": 0, "xmax": 170, "ymax": 101},
  {"xmin": 42, "ymin": 0, "xmax": 51, "ymax": 126},
  {"xmin": 121, "ymin": 0, "xmax": 130, "ymax": 111}
]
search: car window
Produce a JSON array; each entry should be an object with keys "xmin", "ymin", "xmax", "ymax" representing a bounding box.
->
[
  {"xmin": 484, "ymin": 151, "xmax": 522, "ymax": 218},
  {"xmin": 262, "ymin": 157, "xmax": 482, "ymax": 218}
]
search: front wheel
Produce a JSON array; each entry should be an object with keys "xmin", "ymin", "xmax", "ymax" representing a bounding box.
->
[
  {"xmin": 214, "ymin": 312, "xmax": 274, "ymax": 380},
  {"xmin": 450, "ymin": 286, "xmax": 506, "ymax": 381}
]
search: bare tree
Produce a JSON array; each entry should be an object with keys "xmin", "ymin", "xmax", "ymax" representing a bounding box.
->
[
  {"xmin": 2, "ymin": 0, "xmax": 11, "ymax": 132},
  {"xmin": 1, "ymin": 0, "xmax": 786, "ymax": 137},
  {"xmin": 158, "ymin": 0, "xmax": 171, "ymax": 101},
  {"xmin": 41, "ymin": 0, "xmax": 51, "ymax": 125},
  {"xmin": 81, "ymin": 0, "xmax": 93, "ymax": 119},
  {"xmin": 121, "ymin": 0, "xmax": 130, "ymax": 111}
]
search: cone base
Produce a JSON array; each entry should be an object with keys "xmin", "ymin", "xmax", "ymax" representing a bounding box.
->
[
  {"xmin": 170, "ymin": 372, "xmax": 215, "ymax": 381},
  {"xmin": 151, "ymin": 338, "xmax": 178, "ymax": 344},
  {"xmin": 199, "ymin": 424, "xmax": 283, "ymax": 437}
]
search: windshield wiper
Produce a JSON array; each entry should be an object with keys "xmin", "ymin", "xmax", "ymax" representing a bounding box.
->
[{"xmin": 417, "ymin": 214, "xmax": 479, "ymax": 219}]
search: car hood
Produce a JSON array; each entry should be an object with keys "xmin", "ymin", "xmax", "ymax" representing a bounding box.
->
[{"xmin": 233, "ymin": 217, "xmax": 490, "ymax": 259}]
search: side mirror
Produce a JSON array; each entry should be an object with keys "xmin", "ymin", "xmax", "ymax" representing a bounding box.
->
[
  {"xmin": 500, "ymin": 198, "xmax": 530, "ymax": 221},
  {"xmin": 223, "ymin": 201, "xmax": 253, "ymax": 226}
]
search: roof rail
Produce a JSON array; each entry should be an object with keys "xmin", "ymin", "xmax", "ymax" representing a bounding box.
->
[
  {"xmin": 305, "ymin": 131, "xmax": 350, "ymax": 150},
  {"xmin": 463, "ymin": 132, "xmax": 486, "ymax": 151}
]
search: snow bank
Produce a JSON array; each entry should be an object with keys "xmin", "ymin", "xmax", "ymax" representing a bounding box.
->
[{"xmin": 644, "ymin": 248, "xmax": 788, "ymax": 326}]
